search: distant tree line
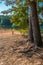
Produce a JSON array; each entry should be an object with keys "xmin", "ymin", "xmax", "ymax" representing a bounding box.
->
[{"xmin": 0, "ymin": 15, "xmax": 12, "ymax": 28}]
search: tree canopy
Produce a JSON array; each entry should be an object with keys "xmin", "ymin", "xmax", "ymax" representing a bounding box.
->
[{"xmin": 0, "ymin": 0, "xmax": 43, "ymax": 31}]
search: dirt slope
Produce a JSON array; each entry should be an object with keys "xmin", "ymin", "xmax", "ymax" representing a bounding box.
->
[{"xmin": 0, "ymin": 30, "xmax": 43, "ymax": 65}]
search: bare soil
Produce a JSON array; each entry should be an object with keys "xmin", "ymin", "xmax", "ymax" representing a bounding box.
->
[{"xmin": 0, "ymin": 29, "xmax": 43, "ymax": 65}]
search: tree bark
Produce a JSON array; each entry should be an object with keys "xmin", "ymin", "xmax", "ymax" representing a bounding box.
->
[
  {"xmin": 29, "ymin": 1, "xmax": 42, "ymax": 47},
  {"xmin": 29, "ymin": 16, "xmax": 34, "ymax": 43}
]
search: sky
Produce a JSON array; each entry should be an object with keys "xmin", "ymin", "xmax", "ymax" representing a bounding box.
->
[
  {"xmin": 38, "ymin": 2, "xmax": 43, "ymax": 7},
  {"xmin": 0, "ymin": 1, "xmax": 11, "ymax": 13}
]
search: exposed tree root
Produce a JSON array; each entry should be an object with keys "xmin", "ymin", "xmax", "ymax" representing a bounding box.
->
[{"xmin": 19, "ymin": 44, "xmax": 41, "ymax": 54}]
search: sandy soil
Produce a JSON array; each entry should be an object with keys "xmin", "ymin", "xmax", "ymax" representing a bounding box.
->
[{"xmin": 0, "ymin": 29, "xmax": 43, "ymax": 65}]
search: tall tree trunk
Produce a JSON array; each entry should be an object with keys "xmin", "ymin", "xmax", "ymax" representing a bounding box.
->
[
  {"xmin": 29, "ymin": 16, "xmax": 34, "ymax": 43},
  {"xmin": 29, "ymin": 1, "xmax": 42, "ymax": 47}
]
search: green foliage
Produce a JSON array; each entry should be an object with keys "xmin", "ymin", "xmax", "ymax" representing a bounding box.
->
[{"xmin": 10, "ymin": 1, "xmax": 28, "ymax": 31}]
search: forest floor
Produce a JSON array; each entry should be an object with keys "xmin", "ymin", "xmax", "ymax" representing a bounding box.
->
[{"xmin": 0, "ymin": 29, "xmax": 43, "ymax": 65}]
